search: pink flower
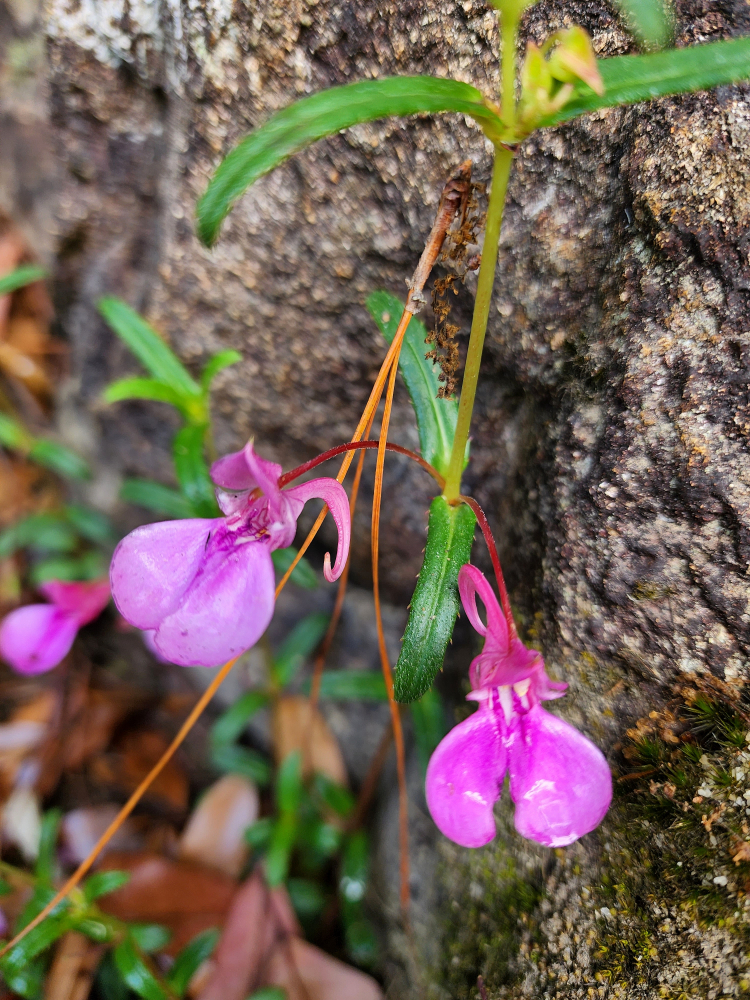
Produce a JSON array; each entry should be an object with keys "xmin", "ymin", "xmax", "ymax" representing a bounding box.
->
[
  {"xmin": 426, "ymin": 564, "xmax": 612, "ymax": 849},
  {"xmin": 110, "ymin": 442, "xmax": 350, "ymax": 668},
  {"xmin": 0, "ymin": 579, "xmax": 110, "ymax": 675}
]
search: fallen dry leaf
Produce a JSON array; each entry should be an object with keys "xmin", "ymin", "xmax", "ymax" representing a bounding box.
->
[
  {"xmin": 98, "ymin": 851, "xmax": 236, "ymax": 956},
  {"xmin": 263, "ymin": 936, "xmax": 383, "ymax": 1000},
  {"xmin": 62, "ymin": 687, "xmax": 144, "ymax": 772},
  {"xmin": 90, "ymin": 729, "xmax": 189, "ymax": 815},
  {"xmin": 0, "ymin": 689, "xmax": 57, "ymax": 798},
  {"xmin": 732, "ymin": 840, "xmax": 750, "ymax": 865},
  {"xmin": 45, "ymin": 931, "xmax": 103, "ymax": 1000},
  {"xmin": 196, "ymin": 869, "xmax": 300, "ymax": 1000},
  {"xmin": 60, "ymin": 805, "xmax": 144, "ymax": 866},
  {"xmin": 2, "ymin": 786, "xmax": 42, "ymax": 861},
  {"xmin": 179, "ymin": 774, "xmax": 259, "ymax": 878},
  {"xmin": 273, "ymin": 696, "xmax": 347, "ymax": 786}
]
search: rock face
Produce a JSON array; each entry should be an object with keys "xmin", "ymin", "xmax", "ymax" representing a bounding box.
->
[{"xmin": 2, "ymin": 0, "xmax": 750, "ymax": 994}]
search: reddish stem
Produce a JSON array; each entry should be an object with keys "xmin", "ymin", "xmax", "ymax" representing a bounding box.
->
[
  {"xmin": 458, "ymin": 494, "xmax": 517, "ymax": 640},
  {"xmin": 279, "ymin": 441, "xmax": 444, "ymax": 489}
]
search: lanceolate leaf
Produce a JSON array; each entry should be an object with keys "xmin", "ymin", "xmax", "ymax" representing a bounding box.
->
[
  {"xmin": 368, "ymin": 290, "xmax": 466, "ymax": 477},
  {"xmin": 120, "ymin": 478, "xmax": 194, "ymax": 519},
  {"xmin": 542, "ymin": 36, "xmax": 750, "ymax": 128},
  {"xmin": 614, "ymin": 0, "xmax": 671, "ymax": 48},
  {"xmin": 167, "ymin": 928, "xmax": 220, "ymax": 997},
  {"xmin": 304, "ymin": 671, "xmax": 388, "ymax": 701},
  {"xmin": 271, "ymin": 546, "xmax": 318, "ymax": 589},
  {"xmin": 99, "ymin": 297, "xmax": 201, "ymax": 399},
  {"xmin": 113, "ymin": 938, "xmax": 169, "ymax": 1000},
  {"xmin": 273, "ymin": 611, "xmax": 329, "ymax": 688},
  {"xmin": 0, "ymin": 265, "xmax": 47, "ymax": 297},
  {"xmin": 197, "ymin": 77, "xmax": 505, "ymax": 246},
  {"xmin": 200, "ymin": 349, "xmax": 242, "ymax": 390},
  {"xmin": 394, "ymin": 496, "xmax": 476, "ymax": 703},
  {"xmin": 103, "ymin": 377, "xmax": 192, "ymax": 414}
]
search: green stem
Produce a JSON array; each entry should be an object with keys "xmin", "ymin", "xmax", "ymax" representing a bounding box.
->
[
  {"xmin": 442, "ymin": 144, "xmax": 514, "ymax": 500},
  {"xmin": 501, "ymin": 8, "xmax": 520, "ymax": 128}
]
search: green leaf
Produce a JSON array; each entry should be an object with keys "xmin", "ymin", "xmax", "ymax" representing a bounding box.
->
[
  {"xmin": 394, "ymin": 496, "xmax": 476, "ymax": 702},
  {"xmin": 104, "ymin": 377, "xmax": 195, "ymax": 417},
  {"xmin": 113, "ymin": 938, "xmax": 169, "ymax": 1000},
  {"xmin": 30, "ymin": 552, "xmax": 105, "ymax": 586},
  {"xmin": 34, "ymin": 809, "xmax": 61, "ymax": 885},
  {"xmin": 95, "ymin": 952, "xmax": 130, "ymax": 1000},
  {"xmin": 1, "ymin": 960, "xmax": 45, "ymax": 999},
  {"xmin": 211, "ymin": 742, "xmax": 272, "ymax": 785},
  {"xmin": 98, "ymin": 297, "xmax": 201, "ymax": 398},
  {"xmin": 173, "ymin": 425, "xmax": 219, "ymax": 517},
  {"xmin": 73, "ymin": 918, "xmax": 110, "ymax": 942},
  {"xmin": 28, "ymin": 439, "xmax": 90, "ymax": 480},
  {"xmin": 196, "ymin": 76, "xmax": 505, "ymax": 246},
  {"xmin": 245, "ymin": 816, "xmax": 273, "ymax": 850},
  {"xmin": 211, "ymin": 691, "xmax": 270, "ymax": 747},
  {"xmin": 339, "ymin": 830, "xmax": 377, "ymax": 964},
  {"xmin": 304, "ymin": 670, "xmax": 387, "ymax": 701},
  {"xmin": 166, "ymin": 928, "xmax": 220, "ymax": 997},
  {"xmin": 410, "ymin": 687, "xmax": 446, "ymax": 776},
  {"xmin": 271, "ymin": 547, "xmax": 318, "ymax": 589},
  {"xmin": 64, "ymin": 505, "xmax": 115, "ymax": 544},
  {"xmin": 542, "ymin": 37, "xmax": 750, "ymax": 128},
  {"xmin": 277, "ymin": 750, "xmax": 303, "ymax": 814},
  {"xmin": 0, "ymin": 412, "xmax": 27, "ymax": 449},
  {"xmin": 615, "ymin": 0, "xmax": 671, "ymax": 48},
  {"xmin": 0, "ymin": 878, "xmax": 12, "ymax": 895},
  {"xmin": 272, "ymin": 613, "xmax": 329, "ymax": 689},
  {"xmin": 128, "ymin": 923, "xmax": 171, "ymax": 954},
  {"xmin": 247, "ymin": 989, "xmax": 287, "ymax": 1000},
  {"xmin": 1, "ymin": 914, "xmax": 70, "ymax": 977},
  {"xmin": 0, "ymin": 416, "xmax": 90, "ymax": 480},
  {"xmin": 286, "ymin": 878, "xmax": 326, "ymax": 920},
  {"xmin": 83, "ymin": 869, "xmax": 130, "ymax": 902},
  {"xmin": 200, "ymin": 349, "xmax": 242, "ymax": 391},
  {"xmin": 313, "ymin": 773, "xmax": 355, "ymax": 818},
  {"xmin": 120, "ymin": 478, "xmax": 194, "ymax": 518},
  {"xmin": 0, "ymin": 265, "xmax": 47, "ymax": 297},
  {"xmin": 368, "ymin": 290, "xmax": 466, "ymax": 476},
  {"xmin": 0, "ymin": 513, "xmax": 78, "ymax": 558},
  {"xmin": 264, "ymin": 812, "xmax": 297, "ymax": 887}
]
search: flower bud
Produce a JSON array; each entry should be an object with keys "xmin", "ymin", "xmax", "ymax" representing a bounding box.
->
[{"xmin": 546, "ymin": 25, "xmax": 604, "ymax": 95}]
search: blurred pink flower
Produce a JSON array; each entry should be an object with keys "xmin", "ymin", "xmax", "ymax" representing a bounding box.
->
[
  {"xmin": 426, "ymin": 564, "xmax": 611, "ymax": 849},
  {"xmin": 0, "ymin": 579, "xmax": 110, "ymax": 675},
  {"xmin": 110, "ymin": 442, "xmax": 350, "ymax": 668}
]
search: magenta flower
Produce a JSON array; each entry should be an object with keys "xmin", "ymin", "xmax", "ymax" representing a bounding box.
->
[
  {"xmin": 0, "ymin": 579, "xmax": 110, "ymax": 675},
  {"xmin": 110, "ymin": 442, "xmax": 350, "ymax": 668},
  {"xmin": 426, "ymin": 564, "xmax": 612, "ymax": 849}
]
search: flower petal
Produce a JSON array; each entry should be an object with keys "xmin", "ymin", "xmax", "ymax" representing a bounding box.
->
[
  {"xmin": 284, "ymin": 478, "xmax": 351, "ymax": 582},
  {"xmin": 425, "ymin": 702, "xmax": 506, "ymax": 848},
  {"xmin": 0, "ymin": 604, "xmax": 78, "ymax": 675},
  {"xmin": 507, "ymin": 705, "xmax": 612, "ymax": 848},
  {"xmin": 38, "ymin": 579, "xmax": 110, "ymax": 625},
  {"xmin": 153, "ymin": 535, "xmax": 275, "ymax": 667},
  {"xmin": 458, "ymin": 563, "xmax": 505, "ymax": 641},
  {"xmin": 211, "ymin": 441, "xmax": 282, "ymax": 495},
  {"xmin": 110, "ymin": 518, "xmax": 219, "ymax": 630}
]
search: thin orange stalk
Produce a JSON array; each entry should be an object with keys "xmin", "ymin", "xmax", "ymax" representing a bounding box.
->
[
  {"xmin": 275, "ymin": 308, "xmax": 413, "ymax": 595},
  {"xmin": 1, "ymin": 653, "xmax": 241, "ymax": 957},
  {"xmin": 371, "ymin": 344, "xmax": 410, "ymax": 914}
]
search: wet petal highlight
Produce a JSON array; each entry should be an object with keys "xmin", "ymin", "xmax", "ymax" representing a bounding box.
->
[
  {"xmin": 507, "ymin": 705, "xmax": 612, "ymax": 848},
  {"xmin": 152, "ymin": 538, "xmax": 275, "ymax": 667},
  {"xmin": 110, "ymin": 518, "xmax": 218, "ymax": 631},
  {"xmin": 425, "ymin": 703, "xmax": 506, "ymax": 848}
]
